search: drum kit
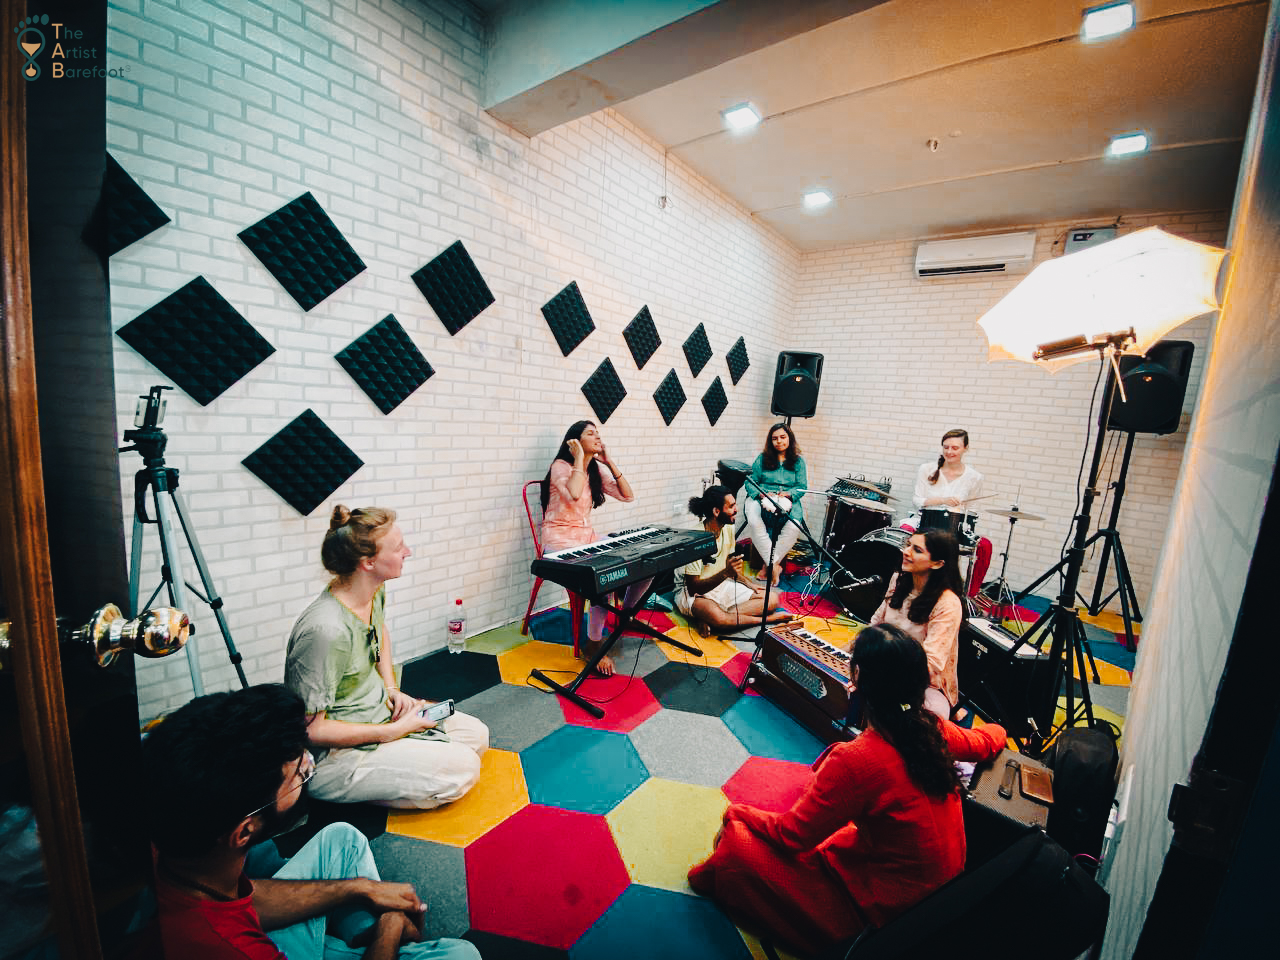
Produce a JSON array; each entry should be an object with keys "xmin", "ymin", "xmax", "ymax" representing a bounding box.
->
[
  {"xmin": 818, "ymin": 477, "xmax": 1045, "ymax": 625},
  {"xmin": 716, "ymin": 459, "xmax": 1045, "ymax": 625}
]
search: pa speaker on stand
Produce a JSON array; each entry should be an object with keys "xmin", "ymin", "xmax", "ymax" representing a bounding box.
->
[{"xmin": 771, "ymin": 351, "xmax": 824, "ymax": 420}]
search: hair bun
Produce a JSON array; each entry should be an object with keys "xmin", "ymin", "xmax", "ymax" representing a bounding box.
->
[{"xmin": 329, "ymin": 504, "xmax": 351, "ymax": 531}]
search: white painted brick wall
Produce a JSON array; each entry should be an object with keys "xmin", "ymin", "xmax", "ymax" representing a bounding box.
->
[
  {"xmin": 791, "ymin": 213, "xmax": 1227, "ymax": 616},
  {"xmin": 107, "ymin": 0, "xmax": 1225, "ymax": 721},
  {"xmin": 107, "ymin": 0, "xmax": 797, "ymax": 719}
]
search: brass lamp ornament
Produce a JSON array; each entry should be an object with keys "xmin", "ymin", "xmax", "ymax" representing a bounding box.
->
[{"xmin": 63, "ymin": 604, "xmax": 190, "ymax": 668}]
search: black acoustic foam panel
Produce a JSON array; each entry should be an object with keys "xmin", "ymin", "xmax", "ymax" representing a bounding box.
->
[
  {"xmin": 116, "ymin": 276, "xmax": 275, "ymax": 406},
  {"xmin": 623, "ymin": 305, "xmax": 660, "ymax": 370},
  {"xmin": 683, "ymin": 323, "xmax": 712, "ymax": 377},
  {"xmin": 702, "ymin": 377, "xmax": 728, "ymax": 427},
  {"xmin": 726, "ymin": 336, "xmax": 750, "ymax": 385},
  {"xmin": 242, "ymin": 409, "xmax": 364, "ymax": 516},
  {"xmin": 103, "ymin": 153, "xmax": 170, "ymax": 256},
  {"xmin": 581, "ymin": 358, "xmax": 626, "ymax": 424},
  {"xmin": 336, "ymin": 315, "xmax": 435, "ymax": 415},
  {"xmin": 238, "ymin": 192, "xmax": 366, "ymax": 312},
  {"xmin": 541, "ymin": 281, "xmax": 595, "ymax": 356},
  {"xmin": 411, "ymin": 240, "xmax": 495, "ymax": 336},
  {"xmin": 653, "ymin": 368, "xmax": 686, "ymax": 426}
]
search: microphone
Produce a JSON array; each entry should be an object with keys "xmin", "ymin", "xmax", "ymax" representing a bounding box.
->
[{"xmin": 838, "ymin": 574, "xmax": 882, "ymax": 588}]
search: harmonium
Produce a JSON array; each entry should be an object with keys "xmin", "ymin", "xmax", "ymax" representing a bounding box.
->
[{"xmin": 744, "ymin": 622, "xmax": 859, "ymax": 744}]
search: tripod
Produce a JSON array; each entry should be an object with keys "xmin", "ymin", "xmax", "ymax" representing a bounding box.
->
[
  {"xmin": 121, "ymin": 386, "xmax": 246, "ymax": 695},
  {"xmin": 1085, "ymin": 430, "xmax": 1144, "ymax": 651},
  {"xmin": 1009, "ymin": 350, "xmax": 1140, "ymax": 751}
]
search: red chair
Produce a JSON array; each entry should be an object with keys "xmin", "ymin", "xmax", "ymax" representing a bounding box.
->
[{"xmin": 522, "ymin": 479, "xmax": 585, "ymax": 655}]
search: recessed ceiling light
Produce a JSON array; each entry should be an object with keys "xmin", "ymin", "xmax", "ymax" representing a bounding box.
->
[
  {"xmin": 803, "ymin": 189, "xmax": 832, "ymax": 209},
  {"xmin": 722, "ymin": 102, "xmax": 760, "ymax": 131},
  {"xmin": 1108, "ymin": 132, "xmax": 1149, "ymax": 156},
  {"xmin": 1082, "ymin": 2, "xmax": 1135, "ymax": 41}
]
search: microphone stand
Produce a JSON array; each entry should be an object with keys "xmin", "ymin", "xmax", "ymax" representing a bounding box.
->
[{"xmin": 736, "ymin": 476, "xmax": 878, "ymax": 692}]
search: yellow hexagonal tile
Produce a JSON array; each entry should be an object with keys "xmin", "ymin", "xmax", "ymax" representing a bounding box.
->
[
  {"xmin": 606, "ymin": 777, "xmax": 728, "ymax": 893},
  {"xmin": 497, "ymin": 639, "xmax": 584, "ymax": 686},
  {"xmin": 386, "ymin": 748, "xmax": 528, "ymax": 847},
  {"xmin": 655, "ymin": 625, "xmax": 741, "ymax": 667},
  {"xmin": 1071, "ymin": 656, "xmax": 1131, "ymax": 686},
  {"xmin": 739, "ymin": 928, "xmax": 804, "ymax": 960}
]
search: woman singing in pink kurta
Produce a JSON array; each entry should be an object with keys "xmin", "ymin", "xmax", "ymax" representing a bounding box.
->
[{"xmin": 540, "ymin": 420, "xmax": 648, "ymax": 676}]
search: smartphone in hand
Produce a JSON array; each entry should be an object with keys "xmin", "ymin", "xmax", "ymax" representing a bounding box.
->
[{"xmin": 418, "ymin": 699, "xmax": 456, "ymax": 724}]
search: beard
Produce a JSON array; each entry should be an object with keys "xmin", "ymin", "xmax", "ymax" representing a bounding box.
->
[{"xmin": 254, "ymin": 789, "xmax": 310, "ymax": 840}]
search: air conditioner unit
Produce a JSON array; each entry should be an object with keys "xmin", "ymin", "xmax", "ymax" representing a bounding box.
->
[{"xmin": 914, "ymin": 231, "xmax": 1036, "ymax": 278}]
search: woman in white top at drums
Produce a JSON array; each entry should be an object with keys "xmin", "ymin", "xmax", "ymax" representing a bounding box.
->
[
  {"xmin": 869, "ymin": 529, "xmax": 964, "ymax": 720},
  {"xmin": 902, "ymin": 429, "xmax": 991, "ymax": 597}
]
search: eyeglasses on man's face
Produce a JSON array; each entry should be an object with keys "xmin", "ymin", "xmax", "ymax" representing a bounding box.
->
[{"xmin": 241, "ymin": 749, "xmax": 315, "ymax": 822}]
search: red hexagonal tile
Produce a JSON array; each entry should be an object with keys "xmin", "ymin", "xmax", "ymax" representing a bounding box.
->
[
  {"xmin": 465, "ymin": 804, "xmax": 630, "ymax": 949},
  {"xmin": 722, "ymin": 755, "xmax": 812, "ymax": 813},
  {"xmin": 718, "ymin": 651, "xmax": 759, "ymax": 694},
  {"xmin": 558, "ymin": 671, "xmax": 661, "ymax": 733}
]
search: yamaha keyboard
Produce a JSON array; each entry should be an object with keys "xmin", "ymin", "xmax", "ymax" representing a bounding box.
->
[{"xmin": 531, "ymin": 526, "xmax": 716, "ymax": 598}]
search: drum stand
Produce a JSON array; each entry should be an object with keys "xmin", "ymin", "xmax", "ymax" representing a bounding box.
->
[{"xmin": 980, "ymin": 511, "xmax": 1027, "ymax": 633}]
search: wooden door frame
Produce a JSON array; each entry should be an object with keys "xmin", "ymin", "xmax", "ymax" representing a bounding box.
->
[{"xmin": 1, "ymin": 0, "xmax": 104, "ymax": 955}]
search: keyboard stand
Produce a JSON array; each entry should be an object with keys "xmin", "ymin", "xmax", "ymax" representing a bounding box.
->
[{"xmin": 531, "ymin": 581, "xmax": 700, "ymax": 718}]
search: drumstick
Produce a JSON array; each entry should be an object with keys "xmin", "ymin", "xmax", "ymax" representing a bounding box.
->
[{"xmin": 959, "ymin": 494, "xmax": 996, "ymax": 505}]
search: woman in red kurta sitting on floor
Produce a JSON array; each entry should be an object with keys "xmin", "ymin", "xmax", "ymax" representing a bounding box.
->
[{"xmin": 688, "ymin": 624, "xmax": 1007, "ymax": 956}]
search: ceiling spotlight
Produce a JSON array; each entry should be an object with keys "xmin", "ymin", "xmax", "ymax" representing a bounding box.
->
[
  {"xmin": 1108, "ymin": 132, "xmax": 1149, "ymax": 156},
  {"xmin": 722, "ymin": 102, "xmax": 761, "ymax": 131},
  {"xmin": 1082, "ymin": 2, "xmax": 1135, "ymax": 41},
  {"xmin": 803, "ymin": 189, "xmax": 833, "ymax": 209}
]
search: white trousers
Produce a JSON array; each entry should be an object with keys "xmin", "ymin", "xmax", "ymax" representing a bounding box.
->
[
  {"xmin": 744, "ymin": 497, "xmax": 802, "ymax": 570},
  {"xmin": 309, "ymin": 711, "xmax": 489, "ymax": 809}
]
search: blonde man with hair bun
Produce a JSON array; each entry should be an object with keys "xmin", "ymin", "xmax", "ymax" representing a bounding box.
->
[{"xmin": 284, "ymin": 505, "xmax": 489, "ymax": 809}]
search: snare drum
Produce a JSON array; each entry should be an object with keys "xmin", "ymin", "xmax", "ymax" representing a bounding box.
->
[
  {"xmin": 832, "ymin": 526, "xmax": 910, "ymax": 622},
  {"xmin": 920, "ymin": 506, "xmax": 965, "ymax": 538},
  {"xmin": 920, "ymin": 507, "xmax": 979, "ymax": 551}
]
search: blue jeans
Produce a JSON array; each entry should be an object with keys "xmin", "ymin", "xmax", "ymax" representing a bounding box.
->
[{"xmin": 265, "ymin": 823, "xmax": 479, "ymax": 960}]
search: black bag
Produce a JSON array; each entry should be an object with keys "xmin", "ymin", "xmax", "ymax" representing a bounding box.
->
[
  {"xmin": 841, "ymin": 797, "xmax": 1109, "ymax": 960},
  {"xmin": 1045, "ymin": 723, "xmax": 1119, "ymax": 860}
]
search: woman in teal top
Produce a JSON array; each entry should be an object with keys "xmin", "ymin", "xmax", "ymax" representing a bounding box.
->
[{"xmin": 744, "ymin": 422, "xmax": 808, "ymax": 587}]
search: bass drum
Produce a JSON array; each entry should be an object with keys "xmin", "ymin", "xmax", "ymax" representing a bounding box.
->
[{"xmin": 832, "ymin": 526, "xmax": 910, "ymax": 622}]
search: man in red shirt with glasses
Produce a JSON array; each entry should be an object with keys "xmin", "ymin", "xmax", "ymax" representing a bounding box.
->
[{"xmin": 141, "ymin": 684, "xmax": 478, "ymax": 960}]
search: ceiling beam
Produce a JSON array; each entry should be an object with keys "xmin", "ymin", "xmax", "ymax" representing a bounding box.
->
[{"xmin": 483, "ymin": 0, "xmax": 888, "ymax": 137}]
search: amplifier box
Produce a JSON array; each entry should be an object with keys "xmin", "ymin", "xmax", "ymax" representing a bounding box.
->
[{"xmin": 958, "ymin": 618, "xmax": 1052, "ymax": 738}]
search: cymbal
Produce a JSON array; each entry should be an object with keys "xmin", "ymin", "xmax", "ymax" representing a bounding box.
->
[{"xmin": 986, "ymin": 507, "xmax": 1045, "ymax": 521}]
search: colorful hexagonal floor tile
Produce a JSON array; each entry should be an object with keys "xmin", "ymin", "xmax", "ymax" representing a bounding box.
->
[{"xmin": 327, "ymin": 588, "xmax": 1129, "ymax": 956}]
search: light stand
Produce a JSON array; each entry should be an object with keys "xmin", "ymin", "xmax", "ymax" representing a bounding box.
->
[
  {"xmin": 1085, "ymin": 430, "xmax": 1144, "ymax": 651},
  {"xmin": 1010, "ymin": 336, "xmax": 1136, "ymax": 750},
  {"xmin": 120, "ymin": 386, "xmax": 247, "ymax": 695}
]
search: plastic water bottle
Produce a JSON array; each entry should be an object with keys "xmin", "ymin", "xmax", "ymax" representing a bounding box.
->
[{"xmin": 447, "ymin": 598, "xmax": 466, "ymax": 654}]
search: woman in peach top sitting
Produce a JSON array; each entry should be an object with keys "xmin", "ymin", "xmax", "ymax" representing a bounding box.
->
[
  {"xmin": 869, "ymin": 528, "xmax": 965, "ymax": 720},
  {"xmin": 540, "ymin": 420, "xmax": 648, "ymax": 676}
]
